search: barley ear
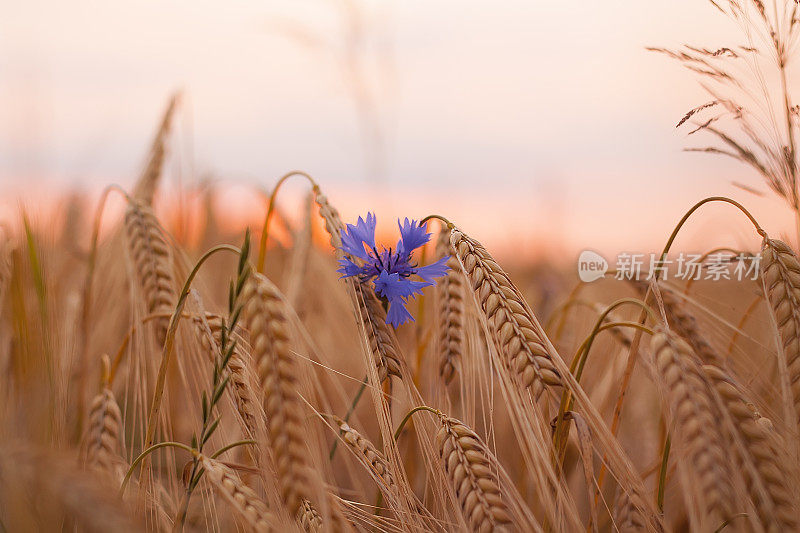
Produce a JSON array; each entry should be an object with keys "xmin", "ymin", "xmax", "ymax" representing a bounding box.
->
[
  {"xmin": 198, "ymin": 454, "xmax": 275, "ymax": 532},
  {"xmin": 435, "ymin": 414, "xmax": 512, "ymax": 532},
  {"xmin": 450, "ymin": 227, "xmax": 562, "ymax": 397},
  {"xmin": 123, "ymin": 199, "xmax": 175, "ymax": 345},
  {"xmin": 650, "ymin": 329, "xmax": 735, "ymax": 527},
  {"xmin": 761, "ymin": 237, "xmax": 800, "ymax": 424},
  {"xmin": 435, "ymin": 228, "xmax": 464, "ymax": 385}
]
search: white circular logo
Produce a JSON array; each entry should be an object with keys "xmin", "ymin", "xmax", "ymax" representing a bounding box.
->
[{"xmin": 577, "ymin": 250, "xmax": 608, "ymax": 282}]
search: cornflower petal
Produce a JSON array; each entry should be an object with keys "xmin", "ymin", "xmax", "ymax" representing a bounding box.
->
[
  {"xmin": 397, "ymin": 218, "xmax": 431, "ymax": 257},
  {"xmin": 337, "ymin": 257, "xmax": 365, "ymax": 278},
  {"xmin": 340, "ymin": 228, "xmax": 370, "ymax": 260},
  {"xmin": 374, "ymin": 270, "xmax": 430, "ymax": 301},
  {"xmin": 337, "ymin": 213, "xmax": 449, "ymax": 328},
  {"xmin": 414, "ymin": 255, "xmax": 450, "ymax": 282},
  {"xmin": 352, "ymin": 212, "xmax": 377, "ymax": 249},
  {"xmin": 386, "ymin": 298, "xmax": 414, "ymax": 327},
  {"xmin": 339, "ymin": 212, "xmax": 377, "ymax": 260}
]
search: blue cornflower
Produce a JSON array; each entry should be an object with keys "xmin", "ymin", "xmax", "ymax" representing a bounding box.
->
[{"xmin": 337, "ymin": 213, "xmax": 449, "ymax": 327}]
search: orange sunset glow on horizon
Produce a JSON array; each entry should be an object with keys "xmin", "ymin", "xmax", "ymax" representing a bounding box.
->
[{"xmin": 3, "ymin": 0, "xmax": 798, "ymax": 261}]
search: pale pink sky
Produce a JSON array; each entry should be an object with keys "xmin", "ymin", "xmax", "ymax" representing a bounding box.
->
[{"xmin": 0, "ymin": 1, "xmax": 795, "ymax": 259}]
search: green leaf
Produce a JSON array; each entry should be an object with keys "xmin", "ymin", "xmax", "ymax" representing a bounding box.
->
[
  {"xmin": 201, "ymin": 417, "xmax": 221, "ymax": 445},
  {"xmin": 212, "ymin": 375, "xmax": 231, "ymax": 406}
]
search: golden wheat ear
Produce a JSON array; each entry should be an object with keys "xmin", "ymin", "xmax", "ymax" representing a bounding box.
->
[
  {"xmin": 450, "ymin": 227, "xmax": 562, "ymax": 398},
  {"xmin": 333, "ymin": 416, "xmax": 396, "ymax": 493},
  {"xmin": 241, "ymin": 273, "xmax": 316, "ymax": 521},
  {"xmin": 649, "ymin": 329, "xmax": 736, "ymax": 529},
  {"xmin": 123, "ymin": 199, "xmax": 176, "ymax": 345},
  {"xmin": 132, "ymin": 93, "xmax": 180, "ymax": 207},
  {"xmin": 702, "ymin": 364, "xmax": 799, "ymax": 530},
  {"xmin": 435, "ymin": 227, "xmax": 465, "ymax": 386},
  {"xmin": 84, "ymin": 355, "xmax": 124, "ymax": 479},
  {"xmin": 198, "ymin": 454, "xmax": 276, "ymax": 532},
  {"xmin": 761, "ymin": 237, "xmax": 800, "ymax": 426},
  {"xmin": 435, "ymin": 413, "xmax": 512, "ymax": 532}
]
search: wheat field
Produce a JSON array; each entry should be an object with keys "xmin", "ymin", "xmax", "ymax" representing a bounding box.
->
[{"xmin": 3, "ymin": 1, "xmax": 800, "ymax": 532}]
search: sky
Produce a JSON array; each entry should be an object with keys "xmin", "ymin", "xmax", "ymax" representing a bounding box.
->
[{"xmin": 0, "ymin": 0, "xmax": 796, "ymax": 260}]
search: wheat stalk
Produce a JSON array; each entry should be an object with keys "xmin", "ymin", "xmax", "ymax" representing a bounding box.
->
[
  {"xmin": 198, "ymin": 454, "xmax": 275, "ymax": 532},
  {"xmin": 284, "ymin": 193, "xmax": 314, "ymax": 310},
  {"xmin": 612, "ymin": 485, "xmax": 660, "ymax": 533},
  {"xmin": 761, "ymin": 237, "xmax": 800, "ymax": 424},
  {"xmin": 124, "ymin": 199, "xmax": 175, "ymax": 345},
  {"xmin": 435, "ymin": 414, "xmax": 512, "ymax": 532},
  {"xmin": 298, "ymin": 499, "xmax": 322, "ymax": 532},
  {"xmin": 643, "ymin": 283, "xmax": 725, "ymax": 368},
  {"xmin": 435, "ymin": 228, "xmax": 464, "ymax": 385},
  {"xmin": 333, "ymin": 416, "xmax": 395, "ymax": 492},
  {"xmin": 241, "ymin": 273, "xmax": 314, "ymax": 521},
  {"xmin": 449, "ymin": 227, "xmax": 562, "ymax": 398},
  {"xmin": 132, "ymin": 94, "xmax": 180, "ymax": 206},
  {"xmin": 702, "ymin": 363, "xmax": 798, "ymax": 531},
  {"xmin": 84, "ymin": 356, "xmax": 123, "ymax": 476},
  {"xmin": 650, "ymin": 329, "xmax": 735, "ymax": 527}
]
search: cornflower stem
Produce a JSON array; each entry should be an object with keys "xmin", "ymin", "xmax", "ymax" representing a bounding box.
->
[{"xmin": 413, "ymin": 243, "xmax": 429, "ymax": 387}]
